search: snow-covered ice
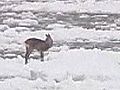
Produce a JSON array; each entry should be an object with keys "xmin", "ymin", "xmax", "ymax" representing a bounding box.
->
[
  {"xmin": 0, "ymin": 48, "xmax": 120, "ymax": 90},
  {"xmin": 9, "ymin": 0, "xmax": 120, "ymax": 13},
  {"xmin": 0, "ymin": 0, "xmax": 120, "ymax": 90}
]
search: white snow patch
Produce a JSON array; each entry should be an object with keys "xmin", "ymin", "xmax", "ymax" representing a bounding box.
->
[
  {"xmin": 0, "ymin": 48, "xmax": 120, "ymax": 89},
  {"xmin": 10, "ymin": 0, "xmax": 120, "ymax": 13}
]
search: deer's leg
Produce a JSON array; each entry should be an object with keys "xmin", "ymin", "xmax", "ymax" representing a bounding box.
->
[
  {"xmin": 40, "ymin": 51, "xmax": 44, "ymax": 62},
  {"xmin": 25, "ymin": 47, "xmax": 32, "ymax": 64}
]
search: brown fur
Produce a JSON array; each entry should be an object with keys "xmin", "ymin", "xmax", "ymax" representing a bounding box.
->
[{"xmin": 24, "ymin": 34, "xmax": 53, "ymax": 64}]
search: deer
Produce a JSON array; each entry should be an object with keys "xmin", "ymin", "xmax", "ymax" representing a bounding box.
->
[{"xmin": 24, "ymin": 34, "xmax": 53, "ymax": 64}]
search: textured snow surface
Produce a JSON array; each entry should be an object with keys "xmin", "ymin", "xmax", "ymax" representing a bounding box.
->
[
  {"xmin": 0, "ymin": 48, "xmax": 120, "ymax": 90},
  {"xmin": 0, "ymin": 0, "xmax": 120, "ymax": 90}
]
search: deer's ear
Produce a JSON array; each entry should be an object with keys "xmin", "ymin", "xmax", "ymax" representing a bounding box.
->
[
  {"xmin": 48, "ymin": 33, "xmax": 50, "ymax": 37},
  {"xmin": 46, "ymin": 34, "xmax": 48, "ymax": 37}
]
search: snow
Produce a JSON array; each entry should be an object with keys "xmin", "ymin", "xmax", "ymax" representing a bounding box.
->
[
  {"xmin": 3, "ymin": 18, "xmax": 39, "ymax": 27},
  {"xmin": 0, "ymin": 25, "xmax": 9, "ymax": 32},
  {"xmin": 7, "ymin": 26, "xmax": 119, "ymax": 44},
  {"xmin": 9, "ymin": 0, "xmax": 120, "ymax": 13},
  {"xmin": 19, "ymin": 12, "xmax": 37, "ymax": 19},
  {"xmin": 1, "ymin": 0, "xmax": 120, "ymax": 90},
  {"xmin": 1, "ymin": 23, "xmax": 120, "ymax": 90},
  {"xmin": 0, "ymin": 48, "xmax": 120, "ymax": 90}
]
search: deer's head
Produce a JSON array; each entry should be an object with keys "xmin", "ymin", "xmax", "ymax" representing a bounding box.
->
[{"xmin": 45, "ymin": 34, "xmax": 53, "ymax": 48}]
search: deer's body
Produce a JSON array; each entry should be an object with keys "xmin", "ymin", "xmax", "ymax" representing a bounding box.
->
[{"xmin": 25, "ymin": 34, "xmax": 53, "ymax": 64}]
